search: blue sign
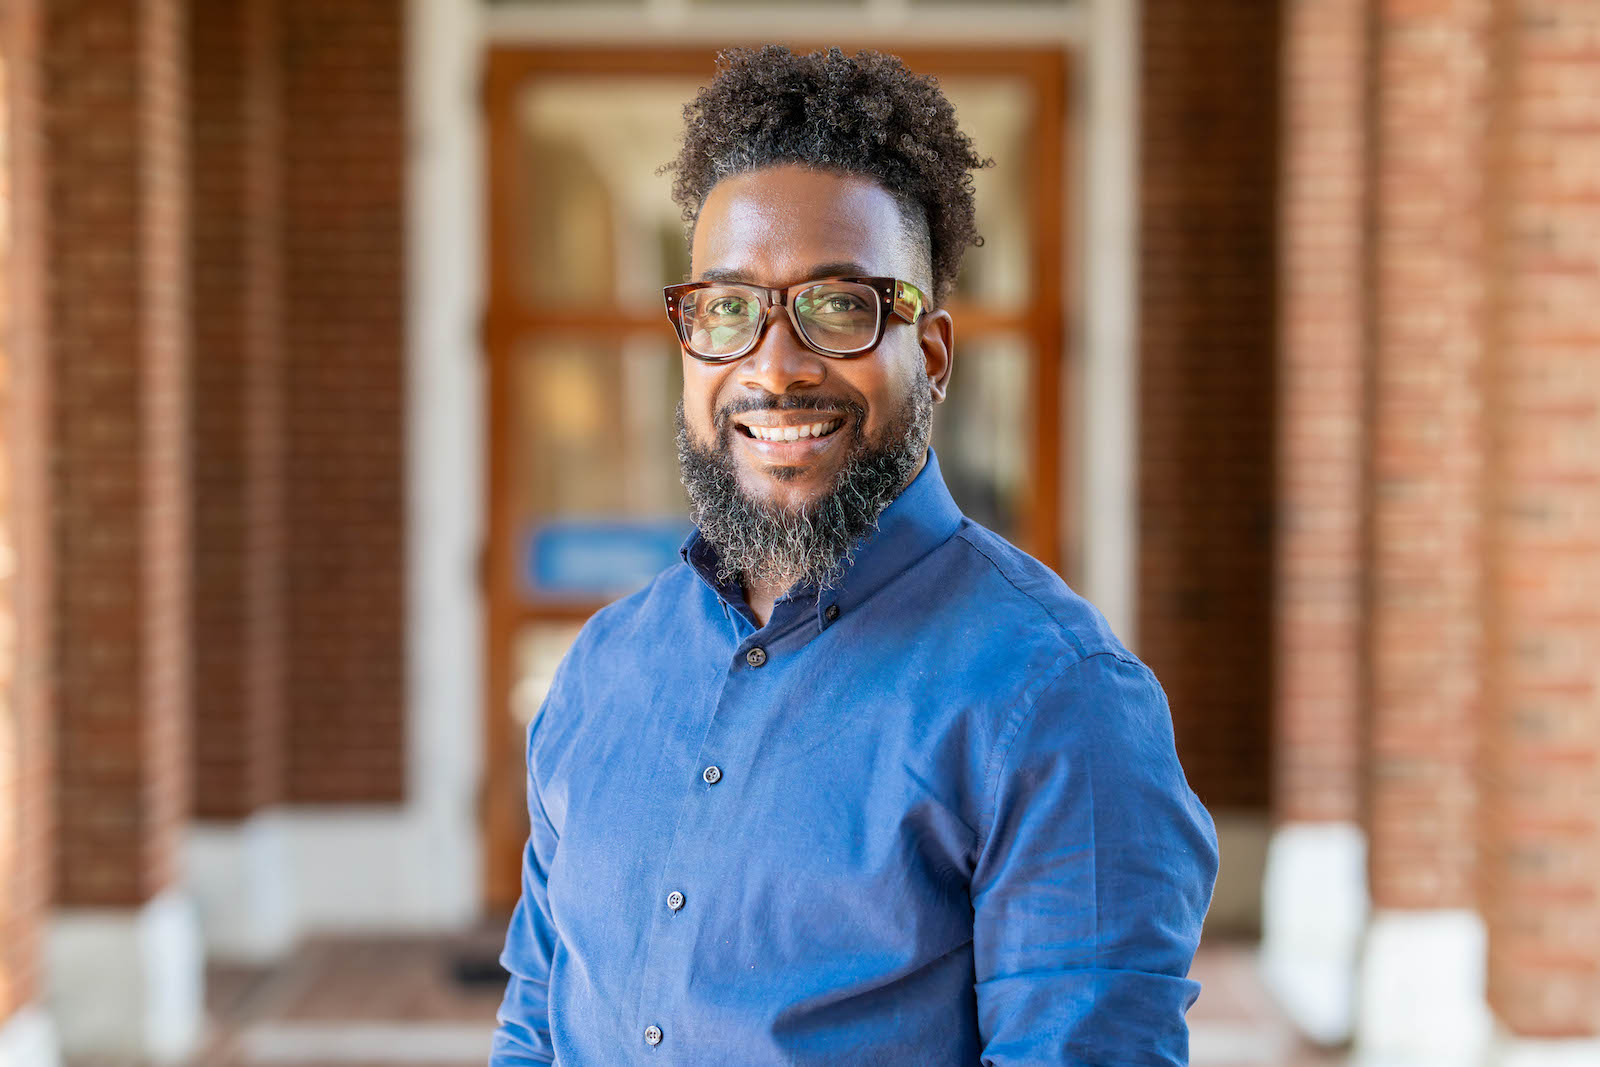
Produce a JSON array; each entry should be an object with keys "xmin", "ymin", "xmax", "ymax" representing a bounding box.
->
[{"xmin": 523, "ymin": 517, "xmax": 696, "ymax": 598}]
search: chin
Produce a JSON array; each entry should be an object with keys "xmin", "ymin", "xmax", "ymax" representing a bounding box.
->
[{"xmin": 740, "ymin": 465, "xmax": 830, "ymax": 508}]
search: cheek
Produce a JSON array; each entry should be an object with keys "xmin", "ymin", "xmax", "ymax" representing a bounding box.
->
[
  {"xmin": 853, "ymin": 354, "xmax": 918, "ymax": 432},
  {"xmin": 681, "ymin": 364, "xmax": 728, "ymax": 436}
]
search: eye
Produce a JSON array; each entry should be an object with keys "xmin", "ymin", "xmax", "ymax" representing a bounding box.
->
[
  {"xmin": 821, "ymin": 294, "xmax": 866, "ymax": 314},
  {"xmin": 705, "ymin": 296, "xmax": 749, "ymax": 317}
]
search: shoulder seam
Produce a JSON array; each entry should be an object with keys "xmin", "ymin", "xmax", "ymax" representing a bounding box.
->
[{"xmin": 953, "ymin": 528, "xmax": 1088, "ymax": 659}]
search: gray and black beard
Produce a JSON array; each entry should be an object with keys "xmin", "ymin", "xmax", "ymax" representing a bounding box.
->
[{"xmin": 674, "ymin": 382, "xmax": 933, "ymax": 598}]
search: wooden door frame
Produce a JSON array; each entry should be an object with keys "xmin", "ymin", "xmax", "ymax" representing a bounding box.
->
[{"xmin": 480, "ymin": 44, "xmax": 1071, "ymax": 912}]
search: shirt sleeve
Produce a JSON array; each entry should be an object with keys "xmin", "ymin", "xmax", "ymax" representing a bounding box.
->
[
  {"xmin": 490, "ymin": 703, "xmax": 562, "ymax": 1065},
  {"xmin": 971, "ymin": 651, "xmax": 1220, "ymax": 1066}
]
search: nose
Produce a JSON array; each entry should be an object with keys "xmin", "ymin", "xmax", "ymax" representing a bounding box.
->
[{"xmin": 735, "ymin": 307, "xmax": 827, "ymax": 394}]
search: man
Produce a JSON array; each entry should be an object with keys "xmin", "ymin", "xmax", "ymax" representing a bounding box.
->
[{"xmin": 492, "ymin": 45, "xmax": 1218, "ymax": 1066}]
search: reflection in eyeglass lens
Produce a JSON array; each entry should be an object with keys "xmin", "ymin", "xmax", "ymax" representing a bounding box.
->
[
  {"xmin": 794, "ymin": 282, "xmax": 878, "ymax": 351},
  {"xmin": 685, "ymin": 287, "xmax": 760, "ymax": 354}
]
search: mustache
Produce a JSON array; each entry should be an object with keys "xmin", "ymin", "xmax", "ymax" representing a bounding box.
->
[{"xmin": 713, "ymin": 392, "xmax": 865, "ymax": 433}]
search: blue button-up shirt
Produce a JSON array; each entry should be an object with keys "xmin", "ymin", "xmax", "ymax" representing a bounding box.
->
[{"xmin": 492, "ymin": 446, "xmax": 1219, "ymax": 1065}]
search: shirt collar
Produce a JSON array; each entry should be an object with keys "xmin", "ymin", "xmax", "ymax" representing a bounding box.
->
[{"xmin": 678, "ymin": 445, "xmax": 966, "ymax": 638}]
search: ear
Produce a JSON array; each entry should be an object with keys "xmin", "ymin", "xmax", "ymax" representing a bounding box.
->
[{"xmin": 918, "ymin": 308, "xmax": 954, "ymax": 404}]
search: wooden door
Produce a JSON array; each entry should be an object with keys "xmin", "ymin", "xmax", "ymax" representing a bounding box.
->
[{"xmin": 481, "ymin": 45, "xmax": 1070, "ymax": 911}]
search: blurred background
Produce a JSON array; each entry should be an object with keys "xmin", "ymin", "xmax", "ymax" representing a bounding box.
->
[{"xmin": 0, "ymin": 0, "xmax": 1595, "ymax": 1065}]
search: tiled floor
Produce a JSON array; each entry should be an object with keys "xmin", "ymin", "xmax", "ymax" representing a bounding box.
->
[
  {"xmin": 1186, "ymin": 935, "xmax": 1351, "ymax": 1067},
  {"xmin": 66, "ymin": 926, "xmax": 1349, "ymax": 1066}
]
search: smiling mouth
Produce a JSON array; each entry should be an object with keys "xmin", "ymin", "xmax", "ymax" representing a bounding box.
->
[{"xmin": 737, "ymin": 417, "xmax": 845, "ymax": 443}]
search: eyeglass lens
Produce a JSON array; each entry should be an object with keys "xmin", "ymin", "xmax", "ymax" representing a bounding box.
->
[{"xmin": 681, "ymin": 281, "xmax": 881, "ymax": 358}]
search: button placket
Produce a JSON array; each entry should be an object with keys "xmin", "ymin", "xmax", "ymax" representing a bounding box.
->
[{"xmin": 635, "ymin": 645, "xmax": 771, "ymax": 1053}]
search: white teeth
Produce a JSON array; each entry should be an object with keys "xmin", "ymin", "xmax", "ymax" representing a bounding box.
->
[{"xmin": 749, "ymin": 418, "xmax": 840, "ymax": 442}]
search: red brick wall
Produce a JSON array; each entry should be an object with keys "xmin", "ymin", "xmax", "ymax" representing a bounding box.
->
[
  {"xmin": 48, "ymin": 0, "xmax": 190, "ymax": 906},
  {"xmin": 190, "ymin": 0, "xmax": 405, "ymax": 814},
  {"xmin": 1365, "ymin": 0, "xmax": 1489, "ymax": 912},
  {"xmin": 280, "ymin": 0, "xmax": 405, "ymax": 804},
  {"xmin": 0, "ymin": 0, "xmax": 51, "ymax": 1019},
  {"xmin": 1480, "ymin": 0, "xmax": 1600, "ymax": 1037},
  {"xmin": 1138, "ymin": 0, "xmax": 1281, "ymax": 814},
  {"xmin": 189, "ymin": 0, "xmax": 285, "ymax": 821},
  {"xmin": 1272, "ymin": 0, "xmax": 1368, "ymax": 828}
]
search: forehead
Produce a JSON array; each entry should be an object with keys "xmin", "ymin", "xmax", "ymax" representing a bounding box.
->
[{"xmin": 691, "ymin": 164, "xmax": 913, "ymax": 285}]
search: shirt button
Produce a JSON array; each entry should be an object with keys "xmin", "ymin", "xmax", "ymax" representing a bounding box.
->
[
  {"xmin": 702, "ymin": 765, "xmax": 722, "ymax": 785},
  {"xmin": 746, "ymin": 646, "xmax": 767, "ymax": 667},
  {"xmin": 825, "ymin": 603, "xmax": 840, "ymax": 621},
  {"xmin": 667, "ymin": 890, "xmax": 685, "ymax": 911},
  {"xmin": 644, "ymin": 1024, "xmax": 662, "ymax": 1046}
]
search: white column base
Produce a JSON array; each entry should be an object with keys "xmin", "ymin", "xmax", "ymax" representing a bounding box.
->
[
  {"xmin": 1354, "ymin": 908, "xmax": 1491, "ymax": 1067},
  {"xmin": 186, "ymin": 805, "xmax": 480, "ymax": 958},
  {"xmin": 186, "ymin": 811, "xmax": 297, "ymax": 962},
  {"xmin": 1207, "ymin": 811, "xmax": 1269, "ymax": 934},
  {"xmin": 0, "ymin": 1003, "xmax": 62, "ymax": 1067},
  {"xmin": 276, "ymin": 807, "xmax": 479, "ymax": 932},
  {"xmin": 45, "ymin": 886, "xmax": 206, "ymax": 1063},
  {"xmin": 1258, "ymin": 821, "xmax": 1368, "ymax": 1045},
  {"xmin": 1486, "ymin": 1018, "xmax": 1600, "ymax": 1067}
]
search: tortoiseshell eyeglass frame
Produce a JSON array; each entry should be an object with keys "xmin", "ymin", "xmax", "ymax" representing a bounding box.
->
[{"xmin": 662, "ymin": 276, "xmax": 929, "ymax": 363}]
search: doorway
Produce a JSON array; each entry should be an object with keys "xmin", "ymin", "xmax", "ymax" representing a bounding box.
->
[{"xmin": 480, "ymin": 45, "xmax": 1070, "ymax": 910}]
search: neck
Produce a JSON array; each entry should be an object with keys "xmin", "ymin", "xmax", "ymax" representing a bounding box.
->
[{"xmin": 741, "ymin": 577, "xmax": 784, "ymax": 628}]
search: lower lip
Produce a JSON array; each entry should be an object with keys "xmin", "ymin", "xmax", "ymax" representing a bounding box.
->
[{"xmin": 736, "ymin": 422, "xmax": 847, "ymax": 462}]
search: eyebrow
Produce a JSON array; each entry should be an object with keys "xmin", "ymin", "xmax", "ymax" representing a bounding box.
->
[{"xmin": 697, "ymin": 261, "xmax": 873, "ymax": 286}]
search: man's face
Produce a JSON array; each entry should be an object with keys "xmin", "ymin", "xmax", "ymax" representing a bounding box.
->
[
  {"xmin": 673, "ymin": 163, "xmax": 953, "ymax": 593},
  {"xmin": 678, "ymin": 164, "xmax": 951, "ymax": 509}
]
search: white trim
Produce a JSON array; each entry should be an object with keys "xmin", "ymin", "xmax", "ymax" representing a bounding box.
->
[
  {"xmin": 1207, "ymin": 811, "xmax": 1268, "ymax": 935},
  {"xmin": 1259, "ymin": 821, "xmax": 1368, "ymax": 1046},
  {"xmin": 239, "ymin": 1021, "xmax": 493, "ymax": 1064},
  {"xmin": 483, "ymin": 2, "xmax": 1090, "ymax": 42},
  {"xmin": 398, "ymin": 0, "xmax": 487, "ymax": 931},
  {"xmin": 45, "ymin": 887, "xmax": 205, "ymax": 1063},
  {"xmin": 1355, "ymin": 908, "xmax": 1492, "ymax": 1067},
  {"xmin": 187, "ymin": 806, "xmax": 486, "ymax": 950},
  {"xmin": 1078, "ymin": 0, "xmax": 1140, "ymax": 646},
  {"xmin": 186, "ymin": 813, "xmax": 297, "ymax": 962},
  {"xmin": 275, "ymin": 808, "xmax": 480, "ymax": 930},
  {"xmin": 0, "ymin": 1004, "xmax": 61, "ymax": 1067}
]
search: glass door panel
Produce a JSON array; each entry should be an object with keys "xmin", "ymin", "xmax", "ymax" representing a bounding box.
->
[
  {"xmin": 932, "ymin": 335, "xmax": 1033, "ymax": 541},
  {"xmin": 509, "ymin": 333, "xmax": 691, "ymax": 602},
  {"xmin": 940, "ymin": 77, "xmax": 1034, "ymax": 312},
  {"xmin": 512, "ymin": 79, "xmax": 702, "ymax": 311}
]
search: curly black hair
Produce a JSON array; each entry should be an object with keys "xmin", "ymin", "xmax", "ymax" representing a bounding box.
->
[{"xmin": 665, "ymin": 45, "xmax": 992, "ymax": 307}]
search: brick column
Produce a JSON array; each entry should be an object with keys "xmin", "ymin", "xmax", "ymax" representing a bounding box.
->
[
  {"xmin": 1479, "ymin": 0, "xmax": 1600, "ymax": 1058},
  {"xmin": 1136, "ymin": 0, "xmax": 1281, "ymax": 931},
  {"xmin": 39, "ymin": 0, "xmax": 202, "ymax": 1058},
  {"xmin": 0, "ymin": 0, "xmax": 60, "ymax": 1061},
  {"xmin": 184, "ymin": 0, "xmax": 293, "ymax": 963},
  {"xmin": 190, "ymin": 0, "xmax": 284, "ymax": 825},
  {"xmin": 1261, "ymin": 0, "xmax": 1370, "ymax": 1044},
  {"xmin": 1359, "ymin": 0, "xmax": 1494, "ymax": 1060},
  {"xmin": 281, "ymin": 0, "xmax": 405, "ymax": 807}
]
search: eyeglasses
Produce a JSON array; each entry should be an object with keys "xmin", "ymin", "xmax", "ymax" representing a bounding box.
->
[{"xmin": 663, "ymin": 276, "xmax": 928, "ymax": 363}]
